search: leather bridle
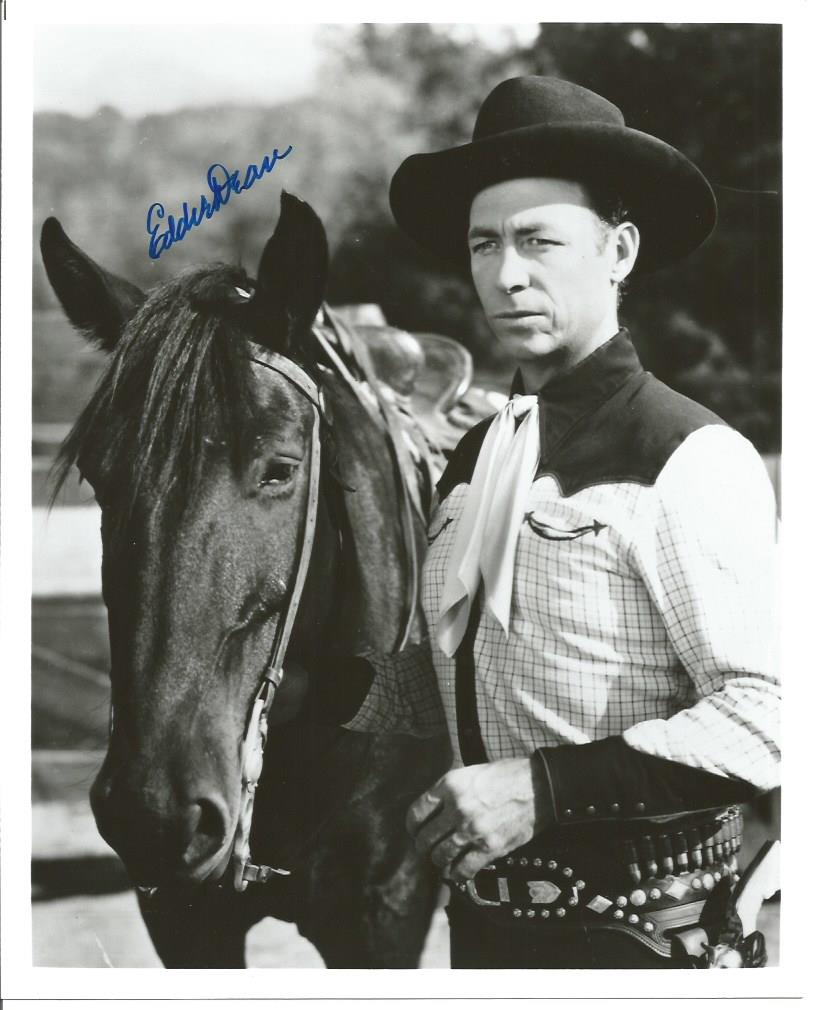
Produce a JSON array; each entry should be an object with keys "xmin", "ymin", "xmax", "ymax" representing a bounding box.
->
[
  {"xmin": 230, "ymin": 312, "xmax": 431, "ymax": 889},
  {"xmin": 230, "ymin": 341, "xmax": 324, "ymax": 890},
  {"xmin": 131, "ymin": 343, "xmax": 325, "ymax": 897},
  {"xmin": 131, "ymin": 312, "xmax": 427, "ymax": 896}
]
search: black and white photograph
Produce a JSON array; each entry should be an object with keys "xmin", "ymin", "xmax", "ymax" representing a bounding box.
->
[{"xmin": 1, "ymin": 4, "xmax": 810, "ymax": 1000}]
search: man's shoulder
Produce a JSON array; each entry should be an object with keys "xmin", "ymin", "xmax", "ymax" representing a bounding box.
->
[
  {"xmin": 434, "ymin": 373, "xmax": 731, "ymax": 503},
  {"xmin": 627, "ymin": 371, "xmax": 724, "ymax": 429},
  {"xmin": 550, "ymin": 372, "xmax": 728, "ymax": 496},
  {"xmin": 622, "ymin": 372, "xmax": 728, "ymax": 461}
]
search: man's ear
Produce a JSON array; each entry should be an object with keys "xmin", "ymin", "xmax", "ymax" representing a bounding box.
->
[
  {"xmin": 610, "ymin": 221, "xmax": 640, "ymax": 285},
  {"xmin": 249, "ymin": 191, "xmax": 329, "ymax": 355},
  {"xmin": 40, "ymin": 217, "xmax": 146, "ymax": 352}
]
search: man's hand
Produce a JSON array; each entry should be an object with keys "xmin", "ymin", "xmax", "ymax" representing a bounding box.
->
[{"xmin": 406, "ymin": 757, "xmax": 552, "ymax": 882}]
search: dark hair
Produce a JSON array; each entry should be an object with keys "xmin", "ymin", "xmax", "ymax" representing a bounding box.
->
[
  {"xmin": 52, "ymin": 263, "xmax": 259, "ymax": 547},
  {"xmin": 583, "ymin": 181, "xmax": 633, "ymax": 302},
  {"xmin": 583, "ymin": 180, "xmax": 630, "ymax": 230}
]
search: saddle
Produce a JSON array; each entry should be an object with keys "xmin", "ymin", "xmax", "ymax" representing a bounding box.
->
[
  {"xmin": 310, "ymin": 304, "xmax": 501, "ymax": 652},
  {"xmin": 318, "ymin": 305, "xmax": 504, "ymax": 491}
]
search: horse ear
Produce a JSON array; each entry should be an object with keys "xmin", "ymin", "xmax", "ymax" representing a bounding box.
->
[
  {"xmin": 250, "ymin": 191, "xmax": 328, "ymax": 353},
  {"xmin": 40, "ymin": 217, "xmax": 146, "ymax": 352}
]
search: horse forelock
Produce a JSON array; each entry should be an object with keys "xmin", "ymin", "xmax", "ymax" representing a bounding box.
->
[{"xmin": 53, "ymin": 263, "xmax": 269, "ymax": 544}]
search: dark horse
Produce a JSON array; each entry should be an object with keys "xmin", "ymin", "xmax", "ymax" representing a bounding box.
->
[{"xmin": 41, "ymin": 193, "xmax": 450, "ymax": 967}]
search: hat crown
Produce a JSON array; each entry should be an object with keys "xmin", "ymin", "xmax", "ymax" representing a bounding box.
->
[{"xmin": 473, "ymin": 76, "xmax": 625, "ymax": 141}]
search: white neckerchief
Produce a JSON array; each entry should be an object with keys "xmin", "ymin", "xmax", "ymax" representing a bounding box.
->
[{"xmin": 437, "ymin": 394, "xmax": 540, "ymax": 657}]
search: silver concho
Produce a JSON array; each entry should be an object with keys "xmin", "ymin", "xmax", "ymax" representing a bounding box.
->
[{"xmin": 526, "ymin": 880, "xmax": 562, "ymax": 904}]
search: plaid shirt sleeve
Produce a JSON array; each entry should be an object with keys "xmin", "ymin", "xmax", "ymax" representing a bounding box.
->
[
  {"xmin": 342, "ymin": 639, "xmax": 449, "ymax": 737},
  {"xmin": 621, "ymin": 425, "xmax": 780, "ymax": 791}
]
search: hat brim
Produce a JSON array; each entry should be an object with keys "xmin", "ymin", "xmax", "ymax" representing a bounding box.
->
[{"xmin": 389, "ymin": 123, "xmax": 717, "ymax": 273}]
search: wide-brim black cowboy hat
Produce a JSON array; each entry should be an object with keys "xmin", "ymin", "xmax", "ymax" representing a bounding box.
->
[{"xmin": 389, "ymin": 76, "xmax": 717, "ymax": 273}]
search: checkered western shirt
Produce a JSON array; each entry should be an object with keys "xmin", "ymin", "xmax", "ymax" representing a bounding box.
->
[{"xmin": 346, "ymin": 332, "xmax": 780, "ymax": 793}]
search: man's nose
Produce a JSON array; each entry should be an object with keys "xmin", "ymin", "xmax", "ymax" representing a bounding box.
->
[{"xmin": 496, "ymin": 246, "xmax": 530, "ymax": 293}]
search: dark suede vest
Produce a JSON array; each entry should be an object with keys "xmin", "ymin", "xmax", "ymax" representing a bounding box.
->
[{"xmin": 437, "ymin": 329, "xmax": 726, "ymax": 505}]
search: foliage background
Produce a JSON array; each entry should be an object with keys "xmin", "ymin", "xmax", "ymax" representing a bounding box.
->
[{"xmin": 33, "ymin": 23, "xmax": 781, "ymax": 450}]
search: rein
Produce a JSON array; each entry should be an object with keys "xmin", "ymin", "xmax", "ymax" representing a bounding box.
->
[{"xmin": 230, "ymin": 343, "xmax": 323, "ymax": 890}]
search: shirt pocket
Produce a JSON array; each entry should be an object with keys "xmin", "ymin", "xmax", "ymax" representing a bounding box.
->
[
  {"xmin": 522, "ymin": 508, "xmax": 610, "ymax": 544},
  {"xmin": 422, "ymin": 493, "xmax": 466, "ymax": 615},
  {"xmin": 514, "ymin": 506, "xmax": 630, "ymax": 629},
  {"xmin": 426, "ymin": 486, "xmax": 466, "ymax": 546}
]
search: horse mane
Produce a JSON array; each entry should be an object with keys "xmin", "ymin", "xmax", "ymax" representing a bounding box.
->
[{"xmin": 53, "ymin": 263, "xmax": 262, "ymax": 538}]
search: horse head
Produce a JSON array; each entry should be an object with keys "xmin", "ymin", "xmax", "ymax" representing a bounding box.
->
[{"xmin": 41, "ymin": 194, "xmax": 413, "ymax": 888}]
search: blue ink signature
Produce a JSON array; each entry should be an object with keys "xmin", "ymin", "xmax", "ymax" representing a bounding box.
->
[{"xmin": 146, "ymin": 146, "xmax": 293, "ymax": 260}]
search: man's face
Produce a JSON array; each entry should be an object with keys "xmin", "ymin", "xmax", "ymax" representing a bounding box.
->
[{"xmin": 469, "ymin": 178, "xmax": 621, "ymax": 367}]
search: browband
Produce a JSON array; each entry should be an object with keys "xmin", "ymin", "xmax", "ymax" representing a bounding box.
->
[{"xmin": 247, "ymin": 341, "xmax": 320, "ymax": 408}]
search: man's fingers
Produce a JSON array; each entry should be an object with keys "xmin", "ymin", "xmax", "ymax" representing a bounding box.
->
[
  {"xmin": 413, "ymin": 807, "xmax": 457, "ymax": 856},
  {"xmin": 405, "ymin": 789, "xmax": 444, "ymax": 837},
  {"xmin": 429, "ymin": 832, "xmax": 470, "ymax": 874},
  {"xmin": 449, "ymin": 845, "xmax": 495, "ymax": 883}
]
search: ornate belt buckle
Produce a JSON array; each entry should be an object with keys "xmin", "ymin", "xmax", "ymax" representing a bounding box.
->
[{"xmin": 464, "ymin": 876, "xmax": 508, "ymax": 907}]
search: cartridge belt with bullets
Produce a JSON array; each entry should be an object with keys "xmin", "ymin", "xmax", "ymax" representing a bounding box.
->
[{"xmin": 449, "ymin": 806, "xmax": 743, "ymax": 958}]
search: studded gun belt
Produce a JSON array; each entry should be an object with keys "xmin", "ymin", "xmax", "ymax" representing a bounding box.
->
[{"xmin": 449, "ymin": 806, "xmax": 743, "ymax": 958}]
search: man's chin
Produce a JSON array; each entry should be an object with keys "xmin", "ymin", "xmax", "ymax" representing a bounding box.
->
[{"xmin": 496, "ymin": 331, "xmax": 560, "ymax": 361}]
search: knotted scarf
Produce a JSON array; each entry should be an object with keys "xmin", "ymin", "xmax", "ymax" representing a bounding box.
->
[{"xmin": 437, "ymin": 394, "xmax": 540, "ymax": 657}]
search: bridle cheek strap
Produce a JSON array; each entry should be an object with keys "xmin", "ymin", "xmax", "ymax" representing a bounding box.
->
[{"xmin": 231, "ymin": 344, "xmax": 322, "ymax": 890}]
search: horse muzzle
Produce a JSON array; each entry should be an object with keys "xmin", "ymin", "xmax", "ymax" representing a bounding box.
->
[{"xmin": 90, "ymin": 754, "xmax": 239, "ymax": 888}]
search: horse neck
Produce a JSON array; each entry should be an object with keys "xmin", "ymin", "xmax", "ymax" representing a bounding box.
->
[{"xmin": 302, "ymin": 374, "xmax": 415, "ymax": 658}]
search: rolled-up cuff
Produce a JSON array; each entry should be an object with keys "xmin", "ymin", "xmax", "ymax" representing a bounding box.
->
[{"xmin": 534, "ymin": 736, "xmax": 760, "ymax": 827}]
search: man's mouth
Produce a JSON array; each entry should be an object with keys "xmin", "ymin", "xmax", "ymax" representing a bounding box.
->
[{"xmin": 494, "ymin": 310, "xmax": 544, "ymax": 319}]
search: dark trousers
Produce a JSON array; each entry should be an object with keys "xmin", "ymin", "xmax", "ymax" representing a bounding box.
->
[{"xmin": 447, "ymin": 902, "xmax": 691, "ymax": 969}]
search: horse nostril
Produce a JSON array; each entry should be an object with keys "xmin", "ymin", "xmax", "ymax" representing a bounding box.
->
[
  {"xmin": 180, "ymin": 796, "xmax": 230, "ymax": 869},
  {"xmin": 88, "ymin": 759, "xmax": 233, "ymax": 883},
  {"xmin": 197, "ymin": 796, "xmax": 228, "ymax": 843}
]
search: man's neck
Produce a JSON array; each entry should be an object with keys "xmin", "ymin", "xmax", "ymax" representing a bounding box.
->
[{"xmin": 518, "ymin": 317, "xmax": 621, "ymax": 393}]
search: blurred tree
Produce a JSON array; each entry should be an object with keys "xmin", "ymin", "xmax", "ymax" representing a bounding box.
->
[
  {"xmin": 33, "ymin": 23, "xmax": 781, "ymax": 448},
  {"xmin": 316, "ymin": 24, "xmax": 532, "ymax": 364}
]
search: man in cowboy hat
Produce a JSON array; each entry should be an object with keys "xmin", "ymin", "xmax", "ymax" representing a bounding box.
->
[{"xmin": 297, "ymin": 76, "xmax": 779, "ymax": 968}]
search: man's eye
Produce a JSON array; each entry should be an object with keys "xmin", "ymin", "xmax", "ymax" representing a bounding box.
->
[
  {"xmin": 258, "ymin": 462, "xmax": 296, "ymax": 488},
  {"xmin": 526, "ymin": 237, "xmax": 558, "ymax": 248},
  {"xmin": 470, "ymin": 240, "xmax": 497, "ymax": 255}
]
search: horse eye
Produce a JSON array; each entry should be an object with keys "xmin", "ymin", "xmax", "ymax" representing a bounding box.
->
[{"xmin": 258, "ymin": 461, "xmax": 296, "ymax": 488}]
